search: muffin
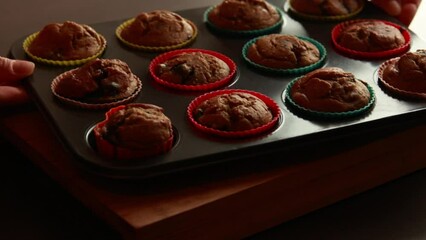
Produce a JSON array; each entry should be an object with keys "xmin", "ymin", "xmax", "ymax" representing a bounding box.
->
[
  {"xmin": 289, "ymin": 0, "xmax": 364, "ymax": 20},
  {"xmin": 116, "ymin": 10, "xmax": 197, "ymax": 51},
  {"xmin": 24, "ymin": 21, "xmax": 106, "ymax": 66},
  {"xmin": 332, "ymin": 19, "xmax": 410, "ymax": 59},
  {"xmin": 243, "ymin": 34, "xmax": 326, "ymax": 74},
  {"xmin": 288, "ymin": 67, "xmax": 374, "ymax": 115},
  {"xmin": 93, "ymin": 103, "xmax": 174, "ymax": 160},
  {"xmin": 379, "ymin": 49, "xmax": 426, "ymax": 98},
  {"xmin": 187, "ymin": 90, "xmax": 280, "ymax": 138},
  {"xmin": 150, "ymin": 49, "xmax": 236, "ymax": 91},
  {"xmin": 205, "ymin": 0, "xmax": 283, "ymax": 36},
  {"xmin": 51, "ymin": 58, "xmax": 142, "ymax": 109}
]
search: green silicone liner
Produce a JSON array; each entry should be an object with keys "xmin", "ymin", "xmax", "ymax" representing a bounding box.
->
[
  {"xmin": 204, "ymin": 6, "xmax": 284, "ymax": 37},
  {"xmin": 242, "ymin": 35, "xmax": 327, "ymax": 75},
  {"xmin": 284, "ymin": 77, "xmax": 376, "ymax": 120}
]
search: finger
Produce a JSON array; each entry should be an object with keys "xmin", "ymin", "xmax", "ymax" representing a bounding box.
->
[
  {"xmin": 399, "ymin": 3, "xmax": 418, "ymax": 25},
  {"xmin": 0, "ymin": 57, "xmax": 35, "ymax": 84},
  {"xmin": 371, "ymin": 0, "xmax": 402, "ymax": 16},
  {"xmin": 0, "ymin": 85, "xmax": 30, "ymax": 107}
]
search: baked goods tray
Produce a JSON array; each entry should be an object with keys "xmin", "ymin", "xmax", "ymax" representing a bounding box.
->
[{"xmin": 9, "ymin": 4, "xmax": 426, "ymax": 179}]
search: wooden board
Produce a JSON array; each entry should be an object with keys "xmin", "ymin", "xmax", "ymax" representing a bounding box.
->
[{"xmin": 1, "ymin": 108, "xmax": 426, "ymax": 239}]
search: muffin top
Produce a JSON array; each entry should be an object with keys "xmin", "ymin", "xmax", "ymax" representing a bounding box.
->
[
  {"xmin": 247, "ymin": 34, "xmax": 320, "ymax": 69},
  {"xmin": 208, "ymin": 0, "xmax": 280, "ymax": 31},
  {"xmin": 194, "ymin": 92, "xmax": 273, "ymax": 131},
  {"xmin": 156, "ymin": 52, "xmax": 230, "ymax": 85},
  {"xmin": 98, "ymin": 104, "xmax": 173, "ymax": 149},
  {"xmin": 120, "ymin": 10, "xmax": 195, "ymax": 47},
  {"xmin": 290, "ymin": 67, "xmax": 371, "ymax": 112},
  {"xmin": 338, "ymin": 21, "xmax": 405, "ymax": 52},
  {"xmin": 28, "ymin": 21, "xmax": 104, "ymax": 60},
  {"xmin": 53, "ymin": 58, "xmax": 140, "ymax": 103},
  {"xmin": 290, "ymin": 0, "xmax": 362, "ymax": 16},
  {"xmin": 382, "ymin": 49, "xmax": 426, "ymax": 93}
]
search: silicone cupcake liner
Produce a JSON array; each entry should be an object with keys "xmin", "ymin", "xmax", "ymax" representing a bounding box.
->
[
  {"xmin": 93, "ymin": 104, "xmax": 174, "ymax": 160},
  {"xmin": 187, "ymin": 89, "xmax": 281, "ymax": 138},
  {"xmin": 287, "ymin": 0, "xmax": 364, "ymax": 21},
  {"xmin": 149, "ymin": 48, "xmax": 237, "ymax": 91},
  {"xmin": 378, "ymin": 58, "xmax": 426, "ymax": 100},
  {"xmin": 115, "ymin": 18, "xmax": 198, "ymax": 52},
  {"xmin": 51, "ymin": 69, "xmax": 142, "ymax": 110},
  {"xmin": 285, "ymin": 77, "xmax": 376, "ymax": 120},
  {"xmin": 242, "ymin": 35, "xmax": 327, "ymax": 75},
  {"xmin": 203, "ymin": 6, "xmax": 284, "ymax": 37},
  {"xmin": 331, "ymin": 19, "xmax": 411, "ymax": 59},
  {"xmin": 23, "ymin": 31, "xmax": 107, "ymax": 67}
]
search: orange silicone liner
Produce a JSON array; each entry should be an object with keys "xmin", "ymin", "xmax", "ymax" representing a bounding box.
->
[
  {"xmin": 23, "ymin": 30, "xmax": 107, "ymax": 67},
  {"xmin": 115, "ymin": 18, "xmax": 198, "ymax": 52},
  {"xmin": 93, "ymin": 104, "xmax": 174, "ymax": 160},
  {"xmin": 187, "ymin": 89, "xmax": 281, "ymax": 138},
  {"xmin": 149, "ymin": 48, "xmax": 237, "ymax": 91},
  {"xmin": 51, "ymin": 68, "xmax": 142, "ymax": 110},
  {"xmin": 378, "ymin": 57, "xmax": 426, "ymax": 100},
  {"xmin": 331, "ymin": 19, "xmax": 411, "ymax": 59}
]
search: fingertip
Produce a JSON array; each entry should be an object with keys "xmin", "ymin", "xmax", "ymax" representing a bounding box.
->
[
  {"xmin": 399, "ymin": 3, "xmax": 418, "ymax": 25},
  {"xmin": 12, "ymin": 60, "xmax": 35, "ymax": 77}
]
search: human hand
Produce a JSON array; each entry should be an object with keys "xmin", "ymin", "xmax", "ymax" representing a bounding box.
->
[
  {"xmin": 0, "ymin": 57, "xmax": 35, "ymax": 107},
  {"xmin": 371, "ymin": 0, "xmax": 421, "ymax": 25}
]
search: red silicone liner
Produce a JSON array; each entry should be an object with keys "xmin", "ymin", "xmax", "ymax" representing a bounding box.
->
[
  {"xmin": 331, "ymin": 19, "xmax": 411, "ymax": 59},
  {"xmin": 378, "ymin": 58, "xmax": 426, "ymax": 100},
  {"xmin": 93, "ymin": 104, "xmax": 174, "ymax": 160},
  {"xmin": 187, "ymin": 89, "xmax": 281, "ymax": 138},
  {"xmin": 149, "ymin": 48, "xmax": 237, "ymax": 91}
]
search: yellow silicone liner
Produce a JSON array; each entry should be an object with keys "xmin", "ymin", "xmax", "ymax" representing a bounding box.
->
[
  {"xmin": 115, "ymin": 18, "xmax": 198, "ymax": 52},
  {"xmin": 23, "ymin": 30, "xmax": 107, "ymax": 67}
]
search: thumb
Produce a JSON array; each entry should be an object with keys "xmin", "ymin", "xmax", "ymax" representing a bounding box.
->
[{"xmin": 0, "ymin": 57, "xmax": 35, "ymax": 83}]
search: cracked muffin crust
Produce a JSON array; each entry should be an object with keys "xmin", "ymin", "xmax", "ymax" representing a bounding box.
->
[
  {"xmin": 52, "ymin": 58, "xmax": 141, "ymax": 104},
  {"xmin": 290, "ymin": 67, "xmax": 371, "ymax": 112},
  {"xmin": 246, "ymin": 34, "xmax": 321, "ymax": 69},
  {"xmin": 194, "ymin": 92, "xmax": 273, "ymax": 131},
  {"xmin": 381, "ymin": 49, "xmax": 426, "ymax": 94},
  {"xmin": 94, "ymin": 103, "xmax": 174, "ymax": 160},
  {"xmin": 119, "ymin": 10, "xmax": 196, "ymax": 47},
  {"xmin": 207, "ymin": 0, "xmax": 281, "ymax": 31},
  {"xmin": 156, "ymin": 52, "xmax": 230, "ymax": 85},
  {"xmin": 337, "ymin": 21, "xmax": 405, "ymax": 52},
  {"xmin": 27, "ymin": 21, "xmax": 105, "ymax": 61}
]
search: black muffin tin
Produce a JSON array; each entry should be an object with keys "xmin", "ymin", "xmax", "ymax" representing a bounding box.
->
[{"xmin": 10, "ymin": 3, "xmax": 426, "ymax": 179}]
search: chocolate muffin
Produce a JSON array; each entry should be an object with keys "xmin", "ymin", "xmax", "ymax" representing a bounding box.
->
[
  {"xmin": 94, "ymin": 103, "xmax": 174, "ymax": 160},
  {"xmin": 290, "ymin": 67, "xmax": 371, "ymax": 112},
  {"xmin": 52, "ymin": 58, "xmax": 141, "ymax": 105},
  {"xmin": 207, "ymin": 0, "xmax": 281, "ymax": 31},
  {"xmin": 194, "ymin": 92, "xmax": 273, "ymax": 131},
  {"xmin": 289, "ymin": 0, "xmax": 363, "ymax": 16},
  {"xmin": 246, "ymin": 34, "xmax": 321, "ymax": 69},
  {"xmin": 337, "ymin": 21, "xmax": 405, "ymax": 52},
  {"xmin": 156, "ymin": 52, "xmax": 231, "ymax": 85},
  {"xmin": 119, "ymin": 10, "xmax": 196, "ymax": 48},
  {"xmin": 27, "ymin": 21, "xmax": 105, "ymax": 61},
  {"xmin": 381, "ymin": 49, "xmax": 426, "ymax": 94}
]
